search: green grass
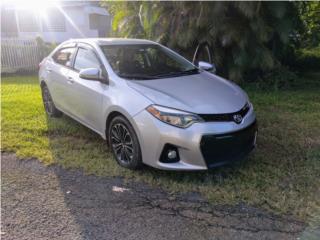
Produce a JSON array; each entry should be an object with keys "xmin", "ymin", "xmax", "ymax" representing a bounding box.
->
[{"xmin": 2, "ymin": 74, "xmax": 320, "ymax": 220}]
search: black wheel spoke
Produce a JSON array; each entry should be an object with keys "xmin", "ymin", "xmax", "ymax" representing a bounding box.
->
[
  {"xmin": 123, "ymin": 148, "xmax": 131, "ymax": 161},
  {"xmin": 115, "ymin": 125, "xmax": 122, "ymax": 140},
  {"xmin": 111, "ymin": 136, "xmax": 121, "ymax": 143},
  {"xmin": 124, "ymin": 133, "xmax": 131, "ymax": 142},
  {"xmin": 111, "ymin": 129, "xmax": 121, "ymax": 142},
  {"xmin": 120, "ymin": 148, "xmax": 125, "ymax": 161},
  {"xmin": 124, "ymin": 144, "xmax": 133, "ymax": 152},
  {"xmin": 113, "ymin": 143, "xmax": 122, "ymax": 152},
  {"xmin": 119, "ymin": 125, "xmax": 124, "ymax": 140}
]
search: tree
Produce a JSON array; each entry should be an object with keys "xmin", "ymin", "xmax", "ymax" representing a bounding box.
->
[
  {"xmin": 102, "ymin": 1, "xmax": 302, "ymax": 82},
  {"xmin": 296, "ymin": 1, "xmax": 320, "ymax": 48}
]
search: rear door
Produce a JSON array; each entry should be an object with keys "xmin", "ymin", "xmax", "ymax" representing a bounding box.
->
[
  {"xmin": 66, "ymin": 44, "xmax": 107, "ymax": 132},
  {"xmin": 47, "ymin": 46, "xmax": 77, "ymax": 113}
]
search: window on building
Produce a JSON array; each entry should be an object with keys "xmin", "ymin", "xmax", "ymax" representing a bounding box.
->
[
  {"xmin": 89, "ymin": 13, "xmax": 109, "ymax": 37},
  {"xmin": 1, "ymin": 8, "xmax": 18, "ymax": 37},
  {"xmin": 17, "ymin": 10, "xmax": 39, "ymax": 32},
  {"xmin": 41, "ymin": 9, "xmax": 66, "ymax": 32},
  {"xmin": 89, "ymin": 14, "xmax": 99, "ymax": 29},
  {"xmin": 89, "ymin": 14, "xmax": 108, "ymax": 29}
]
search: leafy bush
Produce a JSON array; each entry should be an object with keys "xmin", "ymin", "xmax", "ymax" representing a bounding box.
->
[
  {"xmin": 294, "ymin": 47, "xmax": 320, "ymax": 71},
  {"xmin": 35, "ymin": 36, "xmax": 57, "ymax": 58},
  {"xmin": 252, "ymin": 66, "xmax": 299, "ymax": 90}
]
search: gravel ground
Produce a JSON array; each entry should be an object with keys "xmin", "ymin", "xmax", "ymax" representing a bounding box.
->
[{"xmin": 2, "ymin": 152, "xmax": 306, "ymax": 240}]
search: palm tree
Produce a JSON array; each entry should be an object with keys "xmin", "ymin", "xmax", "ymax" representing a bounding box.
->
[{"xmin": 103, "ymin": 1, "xmax": 300, "ymax": 82}]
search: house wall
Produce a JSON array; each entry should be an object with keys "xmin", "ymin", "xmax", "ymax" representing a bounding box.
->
[{"xmin": 2, "ymin": 4, "xmax": 110, "ymax": 43}]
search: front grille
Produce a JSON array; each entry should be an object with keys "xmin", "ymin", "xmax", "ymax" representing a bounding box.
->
[
  {"xmin": 200, "ymin": 121, "xmax": 257, "ymax": 168},
  {"xmin": 199, "ymin": 103, "xmax": 250, "ymax": 123}
]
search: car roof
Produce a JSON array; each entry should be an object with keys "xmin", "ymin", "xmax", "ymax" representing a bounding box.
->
[{"xmin": 66, "ymin": 38, "xmax": 157, "ymax": 46}]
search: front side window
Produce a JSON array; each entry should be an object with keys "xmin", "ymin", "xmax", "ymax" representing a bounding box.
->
[
  {"xmin": 52, "ymin": 47, "xmax": 76, "ymax": 67},
  {"xmin": 101, "ymin": 44, "xmax": 198, "ymax": 80},
  {"xmin": 74, "ymin": 48, "xmax": 101, "ymax": 71}
]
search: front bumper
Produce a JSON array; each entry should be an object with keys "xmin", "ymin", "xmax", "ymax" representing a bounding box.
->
[
  {"xmin": 133, "ymin": 106, "xmax": 257, "ymax": 170},
  {"xmin": 200, "ymin": 120, "xmax": 257, "ymax": 168}
]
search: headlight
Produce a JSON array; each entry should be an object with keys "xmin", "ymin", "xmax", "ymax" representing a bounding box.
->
[{"xmin": 146, "ymin": 105, "xmax": 203, "ymax": 128}]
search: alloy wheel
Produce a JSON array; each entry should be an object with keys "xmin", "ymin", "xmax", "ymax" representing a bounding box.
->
[
  {"xmin": 42, "ymin": 86, "xmax": 54, "ymax": 115},
  {"xmin": 110, "ymin": 123, "xmax": 134, "ymax": 164}
]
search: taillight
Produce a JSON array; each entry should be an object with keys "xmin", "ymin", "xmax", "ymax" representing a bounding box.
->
[{"xmin": 39, "ymin": 58, "xmax": 46, "ymax": 69}]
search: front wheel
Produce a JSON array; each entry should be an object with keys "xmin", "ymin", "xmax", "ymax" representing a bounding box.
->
[
  {"xmin": 41, "ymin": 83, "xmax": 62, "ymax": 118},
  {"xmin": 108, "ymin": 116, "xmax": 142, "ymax": 170}
]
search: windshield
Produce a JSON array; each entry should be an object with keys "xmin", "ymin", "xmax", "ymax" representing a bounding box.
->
[{"xmin": 101, "ymin": 44, "xmax": 199, "ymax": 80}]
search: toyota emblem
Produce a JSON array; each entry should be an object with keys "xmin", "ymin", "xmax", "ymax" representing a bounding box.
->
[{"xmin": 233, "ymin": 114, "xmax": 243, "ymax": 124}]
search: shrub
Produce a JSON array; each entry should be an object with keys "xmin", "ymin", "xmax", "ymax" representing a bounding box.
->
[
  {"xmin": 294, "ymin": 46, "xmax": 320, "ymax": 71},
  {"xmin": 255, "ymin": 66, "xmax": 299, "ymax": 90},
  {"xmin": 35, "ymin": 36, "xmax": 57, "ymax": 59}
]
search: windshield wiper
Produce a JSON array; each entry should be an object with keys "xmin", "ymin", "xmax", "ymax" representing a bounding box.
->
[
  {"xmin": 153, "ymin": 68, "xmax": 199, "ymax": 78},
  {"xmin": 118, "ymin": 73, "xmax": 159, "ymax": 80}
]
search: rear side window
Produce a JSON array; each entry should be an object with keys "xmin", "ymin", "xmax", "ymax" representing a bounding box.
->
[
  {"xmin": 52, "ymin": 47, "xmax": 76, "ymax": 67},
  {"xmin": 74, "ymin": 48, "xmax": 101, "ymax": 71}
]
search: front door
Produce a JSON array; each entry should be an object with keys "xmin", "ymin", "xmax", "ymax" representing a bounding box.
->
[{"xmin": 66, "ymin": 46, "xmax": 107, "ymax": 133}]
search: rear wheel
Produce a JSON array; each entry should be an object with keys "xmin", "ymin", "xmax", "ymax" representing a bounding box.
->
[
  {"xmin": 108, "ymin": 116, "xmax": 142, "ymax": 169},
  {"xmin": 41, "ymin": 83, "xmax": 62, "ymax": 118}
]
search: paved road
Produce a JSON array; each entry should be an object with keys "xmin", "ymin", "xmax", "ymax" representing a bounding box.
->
[{"xmin": 2, "ymin": 152, "xmax": 305, "ymax": 240}]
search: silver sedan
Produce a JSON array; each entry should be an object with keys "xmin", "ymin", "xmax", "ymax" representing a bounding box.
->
[{"xmin": 39, "ymin": 38, "xmax": 257, "ymax": 170}]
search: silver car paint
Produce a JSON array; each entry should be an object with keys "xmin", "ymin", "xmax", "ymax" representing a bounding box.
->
[
  {"xmin": 39, "ymin": 38, "xmax": 256, "ymax": 170},
  {"xmin": 127, "ymin": 71, "xmax": 248, "ymax": 114},
  {"xmin": 134, "ymin": 106, "xmax": 256, "ymax": 170}
]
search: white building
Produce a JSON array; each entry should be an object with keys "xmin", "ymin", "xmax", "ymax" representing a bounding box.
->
[{"xmin": 1, "ymin": 1, "xmax": 111, "ymax": 43}]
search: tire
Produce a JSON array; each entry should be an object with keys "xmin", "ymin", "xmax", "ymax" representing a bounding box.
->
[
  {"xmin": 41, "ymin": 83, "xmax": 62, "ymax": 118},
  {"xmin": 108, "ymin": 115, "xmax": 142, "ymax": 170}
]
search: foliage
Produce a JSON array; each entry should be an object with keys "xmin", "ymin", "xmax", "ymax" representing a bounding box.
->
[
  {"xmin": 35, "ymin": 36, "xmax": 57, "ymax": 58},
  {"xmin": 295, "ymin": 46, "xmax": 320, "ymax": 71},
  {"xmin": 102, "ymin": 1, "xmax": 302, "ymax": 82},
  {"xmin": 255, "ymin": 66, "xmax": 299, "ymax": 91},
  {"xmin": 296, "ymin": 1, "xmax": 320, "ymax": 48},
  {"xmin": 2, "ymin": 75, "xmax": 320, "ymax": 220}
]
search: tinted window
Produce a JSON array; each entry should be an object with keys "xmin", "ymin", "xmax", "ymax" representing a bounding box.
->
[
  {"xmin": 74, "ymin": 48, "xmax": 101, "ymax": 71},
  {"xmin": 52, "ymin": 47, "xmax": 76, "ymax": 67},
  {"xmin": 101, "ymin": 44, "xmax": 198, "ymax": 80}
]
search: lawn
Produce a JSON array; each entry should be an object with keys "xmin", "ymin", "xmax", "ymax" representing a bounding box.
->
[{"xmin": 1, "ymin": 74, "xmax": 320, "ymax": 221}]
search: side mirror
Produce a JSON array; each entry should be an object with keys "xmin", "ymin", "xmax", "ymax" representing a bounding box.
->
[
  {"xmin": 79, "ymin": 68, "xmax": 108, "ymax": 83},
  {"xmin": 198, "ymin": 61, "xmax": 216, "ymax": 74}
]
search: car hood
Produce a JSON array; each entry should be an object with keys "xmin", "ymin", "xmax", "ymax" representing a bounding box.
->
[{"xmin": 127, "ymin": 72, "xmax": 248, "ymax": 114}]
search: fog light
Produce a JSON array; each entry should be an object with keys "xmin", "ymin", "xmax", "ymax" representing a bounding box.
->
[
  {"xmin": 160, "ymin": 144, "xmax": 180, "ymax": 163},
  {"xmin": 168, "ymin": 150, "xmax": 177, "ymax": 159}
]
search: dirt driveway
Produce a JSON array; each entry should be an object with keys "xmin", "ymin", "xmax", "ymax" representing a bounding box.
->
[{"xmin": 2, "ymin": 152, "xmax": 306, "ymax": 240}]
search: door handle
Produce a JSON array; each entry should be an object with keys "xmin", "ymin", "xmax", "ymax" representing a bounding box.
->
[
  {"xmin": 67, "ymin": 76, "xmax": 74, "ymax": 84},
  {"xmin": 46, "ymin": 68, "xmax": 52, "ymax": 73}
]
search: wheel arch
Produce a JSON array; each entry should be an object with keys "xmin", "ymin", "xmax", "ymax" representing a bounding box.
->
[
  {"xmin": 104, "ymin": 108, "xmax": 134, "ymax": 137},
  {"xmin": 104, "ymin": 108, "xmax": 143, "ymax": 151},
  {"xmin": 105, "ymin": 111, "xmax": 123, "ymax": 138}
]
